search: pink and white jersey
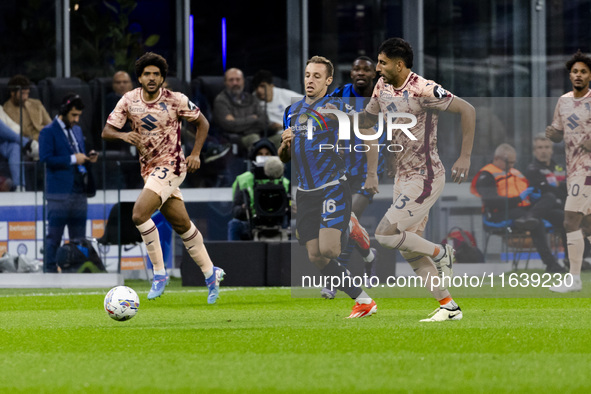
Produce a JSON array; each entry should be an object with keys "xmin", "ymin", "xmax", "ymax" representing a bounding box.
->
[
  {"xmin": 107, "ymin": 87, "xmax": 201, "ymax": 179},
  {"xmin": 366, "ymin": 72, "xmax": 454, "ymax": 180},
  {"xmin": 551, "ymin": 90, "xmax": 591, "ymax": 178}
]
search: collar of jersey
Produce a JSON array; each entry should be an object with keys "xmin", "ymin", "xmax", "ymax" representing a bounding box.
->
[{"xmin": 140, "ymin": 88, "xmax": 163, "ymax": 105}]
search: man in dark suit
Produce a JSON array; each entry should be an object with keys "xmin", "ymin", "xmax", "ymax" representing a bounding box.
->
[{"xmin": 39, "ymin": 94, "xmax": 98, "ymax": 273}]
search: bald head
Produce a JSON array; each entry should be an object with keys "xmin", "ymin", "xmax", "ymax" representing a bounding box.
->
[
  {"xmin": 112, "ymin": 71, "xmax": 132, "ymax": 96},
  {"xmin": 493, "ymin": 143, "xmax": 517, "ymax": 171},
  {"xmin": 224, "ymin": 68, "xmax": 245, "ymax": 96}
]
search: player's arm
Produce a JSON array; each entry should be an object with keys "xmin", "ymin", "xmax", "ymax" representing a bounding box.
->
[
  {"xmin": 278, "ymin": 106, "xmax": 293, "ymax": 163},
  {"xmin": 102, "ymin": 123, "xmax": 141, "ymax": 146},
  {"xmin": 546, "ymin": 125, "xmax": 564, "ymax": 143},
  {"xmin": 278, "ymin": 128, "xmax": 292, "ymax": 163},
  {"xmin": 446, "ymin": 97, "xmax": 475, "ymax": 184},
  {"xmin": 185, "ymin": 112, "xmax": 210, "ymax": 173},
  {"xmin": 358, "ymin": 127, "xmax": 379, "ymax": 194}
]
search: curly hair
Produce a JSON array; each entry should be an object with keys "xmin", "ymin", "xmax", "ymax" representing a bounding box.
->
[
  {"xmin": 7, "ymin": 74, "xmax": 31, "ymax": 93},
  {"xmin": 565, "ymin": 49, "xmax": 591, "ymax": 72},
  {"xmin": 135, "ymin": 52, "xmax": 168, "ymax": 80}
]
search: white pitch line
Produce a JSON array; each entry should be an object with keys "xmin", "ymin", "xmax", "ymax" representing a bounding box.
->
[{"xmin": 0, "ymin": 287, "xmax": 291, "ymax": 298}]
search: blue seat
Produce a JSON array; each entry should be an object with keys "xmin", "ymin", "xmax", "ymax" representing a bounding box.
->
[{"xmin": 483, "ymin": 215, "xmax": 560, "ymax": 270}]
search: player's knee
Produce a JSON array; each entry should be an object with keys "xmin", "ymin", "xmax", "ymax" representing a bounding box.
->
[
  {"xmin": 308, "ymin": 250, "xmax": 327, "ymax": 267},
  {"xmin": 581, "ymin": 223, "xmax": 591, "ymax": 237},
  {"xmin": 132, "ymin": 211, "xmax": 148, "ymax": 226},
  {"xmin": 563, "ymin": 216, "xmax": 580, "ymax": 233},
  {"xmin": 375, "ymin": 232, "xmax": 404, "ymax": 250},
  {"xmin": 319, "ymin": 243, "xmax": 340, "ymax": 260},
  {"xmin": 172, "ymin": 222, "xmax": 191, "ymax": 235}
]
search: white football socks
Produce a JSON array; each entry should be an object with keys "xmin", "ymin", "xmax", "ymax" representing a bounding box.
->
[
  {"xmin": 180, "ymin": 222, "xmax": 214, "ymax": 276},
  {"xmin": 136, "ymin": 219, "xmax": 164, "ymax": 272}
]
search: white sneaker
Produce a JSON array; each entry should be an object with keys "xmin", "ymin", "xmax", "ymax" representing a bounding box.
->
[
  {"xmin": 420, "ymin": 306, "xmax": 463, "ymax": 322},
  {"xmin": 434, "ymin": 244, "xmax": 454, "ymax": 288},
  {"xmin": 549, "ymin": 278, "xmax": 582, "ymax": 293}
]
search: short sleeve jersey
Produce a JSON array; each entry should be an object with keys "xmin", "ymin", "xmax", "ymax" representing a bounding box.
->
[
  {"xmin": 330, "ymin": 83, "xmax": 388, "ymax": 178},
  {"xmin": 365, "ymin": 72, "xmax": 454, "ymax": 179},
  {"xmin": 551, "ymin": 90, "xmax": 591, "ymax": 178},
  {"xmin": 107, "ymin": 87, "xmax": 201, "ymax": 179},
  {"xmin": 283, "ymin": 96, "xmax": 348, "ymax": 190}
]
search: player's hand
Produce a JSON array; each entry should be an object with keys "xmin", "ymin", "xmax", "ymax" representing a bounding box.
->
[
  {"xmin": 546, "ymin": 125, "xmax": 563, "ymax": 143},
  {"xmin": 122, "ymin": 131, "xmax": 141, "ymax": 146},
  {"xmin": 580, "ymin": 139, "xmax": 591, "ymax": 152},
  {"xmin": 363, "ymin": 173, "xmax": 379, "ymax": 195},
  {"xmin": 281, "ymin": 128, "xmax": 294, "ymax": 148},
  {"xmin": 74, "ymin": 153, "xmax": 88, "ymax": 165},
  {"xmin": 319, "ymin": 103, "xmax": 338, "ymax": 121},
  {"xmin": 185, "ymin": 154, "xmax": 201, "ymax": 173},
  {"xmin": 88, "ymin": 150, "xmax": 99, "ymax": 163},
  {"xmin": 451, "ymin": 156, "xmax": 470, "ymax": 184}
]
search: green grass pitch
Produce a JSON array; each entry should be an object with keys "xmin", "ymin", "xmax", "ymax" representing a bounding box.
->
[{"xmin": 1, "ymin": 278, "xmax": 591, "ymax": 393}]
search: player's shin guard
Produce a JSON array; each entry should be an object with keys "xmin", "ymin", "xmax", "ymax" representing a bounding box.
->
[
  {"xmin": 567, "ymin": 230, "xmax": 584, "ymax": 276},
  {"xmin": 136, "ymin": 219, "xmax": 164, "ymax": 271},
  {"xmin": 401, "ymin": 251, "xmax": 451, "ymax": 300},
  {"xmin": 376, "ymin": 231, "xmax": 441, "ymax": 257},
  {"xmin": 320, "ymin": 259, "xmax": 363, "ymax": 299},
  {"xmin": 180, "ymin": 222, "xmax": 213, "ymax": 273}
]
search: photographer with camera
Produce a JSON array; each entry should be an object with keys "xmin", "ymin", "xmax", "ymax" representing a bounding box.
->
[{"xmin": 227, "ymin": 138, "xmax": 290, "ymax": 240}]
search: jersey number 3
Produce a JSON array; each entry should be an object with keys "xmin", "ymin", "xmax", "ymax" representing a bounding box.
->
[{"xmin": 150, "ymin": 167, "xmax": 169, "ymax": 179}]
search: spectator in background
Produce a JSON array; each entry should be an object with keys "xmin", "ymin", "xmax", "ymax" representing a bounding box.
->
[
  {"xmin": 0, "ymin": 107, "xmax": 38, "ymax": 190},
  {"xmin": 3, "ymin": 74, "xmax": 51, "ymax": 141},
  {"xmin": 213, "ymin": 68, "xmax": 266, "ymax": 152},
  {"xmin": 251, "ymin": 70, "xmax": 303, "ymax": 148},
  {"xmin": 470, "ymin": 143, "xmax": 564, "ymax": 273},
  {"xmin": 102, "ymin": 70, "xmax": 141, "ymax": 189},
  {"xmin": 39, "ymin": 94, "xmax": 98, "ymax": 272},
  {"xmin": 228, "ymin": 139, "xmax": 290, "ymax": 240},
  {"xmin": 525, "ymin": 133, "xmax": 569, "ymax": 264},
  {"xmin": 105, "ymin": 71, "xmax": 133, "ymax": 115}
]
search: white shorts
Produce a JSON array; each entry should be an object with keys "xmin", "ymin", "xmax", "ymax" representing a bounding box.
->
[
  {"xmin": 385, "ymin": 175, "xmax": 445, "ymax": 233},
  {"xmin": 564, "ymin": 175, "xmax": 591, "ymax": 215},
  {"xmin": 143, "ymin": 166, "xmax": 186, "ymax": 206}
]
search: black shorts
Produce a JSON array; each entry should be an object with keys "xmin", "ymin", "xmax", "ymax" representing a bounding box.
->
[{"xmin": 295, "ymin": 181, "xmax": 352, "ymax": 245}]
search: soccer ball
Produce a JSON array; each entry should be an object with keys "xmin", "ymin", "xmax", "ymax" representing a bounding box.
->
[{"xmin": 104, "ymin": 286, "xmax": 140, "ymax": 321}]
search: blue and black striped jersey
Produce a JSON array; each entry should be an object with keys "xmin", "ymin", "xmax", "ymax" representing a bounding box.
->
[
  {"xmin": 329, "ymin": 83, "xmax": 387, "ymax": 177},
  {"xmin": 283, "ymin": 96, "xmax": 347, "ymax": 190}
]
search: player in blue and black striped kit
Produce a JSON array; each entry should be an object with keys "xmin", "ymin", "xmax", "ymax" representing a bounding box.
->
[
  {"xmin": 322, "ymin": 56, "xmax": 386, "ymax": 297},
  {"xmin": 279, "ymin": 55, "xmax": 377, "ymax": 318}
]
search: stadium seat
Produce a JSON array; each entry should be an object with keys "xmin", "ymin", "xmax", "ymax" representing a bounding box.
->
[
  {"xmin": 0, "ymin": 78, "xmax": 41, "ymax": 103},
  {"xmin": 96, "ymin": 202, "xmax": 149, "ymax": 279},
  {"xmin": 192, "ymin": 76, "xmax": 225, "ymax": 110},
  {"xmin": 37, "ymin": 77, "xmax": 97, "ymax": 149},
  {"xmin": 482, "ymin": 214, "xmax": 559, "ymax": 270},
  {"xmin": 164, "ymin": 76, "xmax": 191, "ymax": 96},
  {"xmin": 88, "ymin": 76, "xmax": 114, "ymax": 137}
]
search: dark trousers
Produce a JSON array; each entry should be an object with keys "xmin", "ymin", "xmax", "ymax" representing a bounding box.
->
[
  {"xmin": 528, "ymin": 192, "xmax": 567, "ymax": 259},
  {"xmin": 44, "ymin": 194, "xmax": 88, "ymax": 273},
  {"xmin": 505, "ymin": 204, "xmax": 558, "ymax": 268}
]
